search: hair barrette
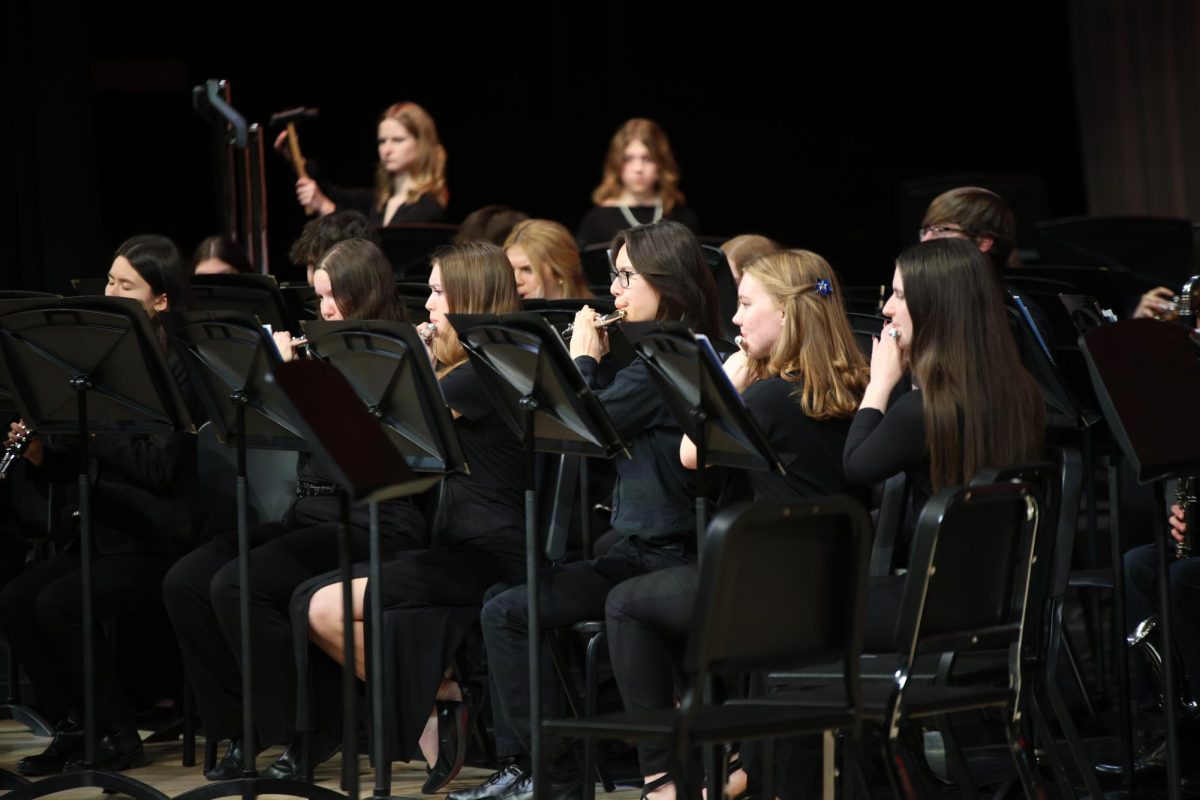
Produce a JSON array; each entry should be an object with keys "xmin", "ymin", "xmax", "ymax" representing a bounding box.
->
[{"xmin": 815, "ymin": 279, "xmax": 832, "ymax": 297}]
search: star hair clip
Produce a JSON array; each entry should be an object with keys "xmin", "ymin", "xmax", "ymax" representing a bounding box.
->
[{"xmin": 815, "ymin": 279, "xmax": 832, "ymax": 298}]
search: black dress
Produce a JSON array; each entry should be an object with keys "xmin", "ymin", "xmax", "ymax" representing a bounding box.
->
[
  {"xmin": 576, "ymin": 204, "xmax": 700, "ymax": 246},
  {"xmin": 290, "ymin": 361, "xmax": 526, "ymax": 761},
  {"xmin": 324, "ymin": 186, "xmax": 446, "ymax": 227}
]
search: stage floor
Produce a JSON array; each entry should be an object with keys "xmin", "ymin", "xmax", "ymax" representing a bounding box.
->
[{"xmin": 0, "ymin": 719, "xmax": 642, "ymax": 799}]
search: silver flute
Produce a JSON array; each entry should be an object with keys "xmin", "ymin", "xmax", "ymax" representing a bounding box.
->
[
  {"xmin": 418, "ymin": 322, "xmax": 438, "ymax": 345},
  {"xmin": 561, "ymin": 309, "xmax": 625, "ymax": 340},
  {"xmin": 0, "ymin": 428, "xmax": 33, "ymax": 480}
]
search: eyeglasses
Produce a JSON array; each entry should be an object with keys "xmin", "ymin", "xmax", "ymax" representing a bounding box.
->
[
  {"xmin": 609, "ymin": 268, "xmax": 640, "ymax": 288},
  {"xmin": 918, "ymin": 224, "xmax": 971, "ymax": 240}
]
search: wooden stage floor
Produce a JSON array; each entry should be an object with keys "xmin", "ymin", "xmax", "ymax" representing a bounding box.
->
[{"xmin": 0, "ymin": 719, "xmax": 642, "ymax": 799}]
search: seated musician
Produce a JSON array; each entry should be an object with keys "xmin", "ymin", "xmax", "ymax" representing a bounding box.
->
[
  {"xmin": 301, "ymin": 242, "xmax": 525, "ymax": 793},
  {"xmin": 161, "ymin": 238, "xmax": 428, "ymax": 782},
  {"xmin": 504, "ymin": 219, "xmax": 591, "ymax": 300},
  {"xmin": 448, "ymin": 219, "xmax": 723, "ymax": 800},
  {"xmin": 0, "ymin": 235, "xmax": 202, "ymax": 774},
  {"xmin": 843, "ymin": 238, "xmax": 1045, "ymax": 651},
  {"xmin": 604, "ymin": 249, "xmax": 870, "ymax": 800}
]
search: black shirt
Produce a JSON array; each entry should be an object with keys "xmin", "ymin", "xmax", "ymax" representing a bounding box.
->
[
  {"xmin": 576, "ymin": 354, "xmax": 694, "ymax": 539},
  {"xmin": 435, "ymin": 361, "xmax": 526, "ymax": 554},
  {"xmin": 742, "ymin": 377, "xmax": 864, "ymax": 503},
  {"xmin": 324, "ymin": 186, "xmax": 446, "ymax": 227},
  {"xmin": 576, "ymin": 205, "xmax": 700, "ymax": 246},
  {"xmin": 843, "ymin": 388, "xmax": 931, "ymax": 559}
]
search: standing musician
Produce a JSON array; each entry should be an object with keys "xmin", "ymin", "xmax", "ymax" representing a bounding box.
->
[
  {"xmin": 605, "ymin": 250, "xmax": 871, "ymax": 800},
  {"xmin": 842, "ymin": 237, "xmax": 1045, "ymax": 650},
  {"xmin": 161, "ymin": 238, "xmax": 428, "ymax": 782},
  {"xmin": 449, "ymin": 220, "xmax": 722, "ymax": 800},
  {"xmin": 0, "ymin": 235, "xmax": 201, "ymax": 774},
  {"xmin": 278, "ymin": 102, "xmax": 448, "ymax": 227},
  {"xmin": 301, "ymin": 242, "xmax": 525, "ymax": 793}
]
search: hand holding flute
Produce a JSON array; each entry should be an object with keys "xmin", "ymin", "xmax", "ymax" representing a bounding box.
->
[{"xmin": 567, "ymin": 307, "xmax": 622, "ymax": 361}]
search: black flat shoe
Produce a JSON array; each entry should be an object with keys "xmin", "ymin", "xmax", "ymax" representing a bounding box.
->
[
  {"xmin": 260, "ymin": 730, "xmax": 341, "ymax": 782},
  {"xmin": 422, "ymin": 698, "xmax": 471, "ymax": 794},
  {"xmin": 17, "ymin": 720, "xmax": 84, "ymax": 776},
  {"xmin": 205, "ymin": 738, "xmax": 249, "ymax": 781},
  {"xmin": 63, "ymin": 724, "xmax": 145, "ymax": 772},
  {"xmin": 447, "ymin": 764, "xmax": 526, "ymax": 800}
]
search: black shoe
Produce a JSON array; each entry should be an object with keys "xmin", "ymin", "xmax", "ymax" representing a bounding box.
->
[
  {"xmin": 17, "ymin": 720, "xmax": 84, "ymax": 776},
  {"xmin": 501, "ymin": 772, "xmax": 583, "ymax": 800},
  {"xmin": 205, "ymin": 738, "xmax": 249, "ymax": 781},
  {"xmin": 422, "ymin": 699, "xmax": 470, "ymax": 794},
  {"xmin": 63, "ymin": 724, "xmax": 145, "ymax": 772},
  {"xmin": 447, "ymin": 764, "xmax": 526, "ymax": 800},
  {"xmin": 259, "ymin": 730, "xmax": 341, "ymax": 782},
  {"xmin": 1095, "ymin": 738, "xmax": 1167, "ymax": 778}
]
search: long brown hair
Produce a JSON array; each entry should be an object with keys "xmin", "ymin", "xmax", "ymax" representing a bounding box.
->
[
  {"xmin": 740, "ymin": 250, "xmax": 868, "ymax": 419},
  {"xmin": 316, "ymin": 238, "xmax": 403, "ymax": 320},
  {"xmin": 591, "ymin": 118, "xmax": 685, "ymax": 214},
  {"xmin": 431, "ymin": 242, "xmax": 520, "ymax": 376},
  {"xmin": 898, "ymin": 238, "xmax": 1044, "ymax": 489},
  {"xmin": 611, "ymin": 220, "xmax": 720, "ymax": 340},
  {"xmin": 373, "ymin": 102, "xmax": 449, "ymax": 210},
  {"xmin": 504, "ymin": 219, "xmax": 591, "ymax": 298}
]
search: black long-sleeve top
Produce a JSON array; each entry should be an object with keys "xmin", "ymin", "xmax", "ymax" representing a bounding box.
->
[
  {"xmin": 576, "ymin": 354, "xmax": 694, "ymax": 539},
  {"xmin": 323, "ymin": 186, "xmax": 445, "ymax": 227}
]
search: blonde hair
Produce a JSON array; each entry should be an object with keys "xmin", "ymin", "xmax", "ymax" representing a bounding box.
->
[
  {"xmin": 504, "ymin": 219, "xmax": 590, "ymax": 298},
  {"xmin": 591, "ymin": 118, "xmax": 684, "ymax": 214},
  {"xmin": 740, "ymin": 250, "xmax": 869, "ymax": 420},
  {"xmin": 431, "ymin": 242, "xmax": 520, "ymax": 376},
  {"xmin": 374, "ymin": 102, "xmax": 449, "ymax": 210}
]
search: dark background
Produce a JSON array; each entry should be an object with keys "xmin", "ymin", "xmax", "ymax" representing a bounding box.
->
[{"xmin": 2, "ymin": 2, "xmax": 1086, "ymax": 290}]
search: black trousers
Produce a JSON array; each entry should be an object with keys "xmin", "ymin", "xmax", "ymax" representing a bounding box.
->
[
  {"xmin": 0, "ymin": 550, "xmax": 177, "ymax": 727},
  {"xmin": 163, "ymin": 502, "xmax": 424, "ymax": 746},
  {"xmin": 481, "ymin": 533, "xmax": 695, "ymax": 759}
]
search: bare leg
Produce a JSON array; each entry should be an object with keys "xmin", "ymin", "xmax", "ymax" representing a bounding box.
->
[
  {"xmin": 308, "ymin": 578, "xmax": 368, "ymax": 679},
  {"xmin": 417, "ymin": 676, "xmax": 465, "ymax": 765}
]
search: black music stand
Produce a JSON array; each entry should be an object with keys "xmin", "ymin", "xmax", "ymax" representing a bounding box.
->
[
  {"xmin": 449, "ymin": 312, "xmax": 627, "ymax": 800},
  {"xmin": 163, "ymin": 312, "xmax": 340, "ymax": 800},
  {"xmin": 190, "ymin": 274, "xmax": 298, "ymax": 334},
  {"xmin": 624, "ymin": 322, "xmax": 785, "ymax": 556},
  {"xmin": 303, "ymin": 319, "xmax": 464, "ymax": 800},
  {"xmin": 1080, "ymin": 318, "xmax": 1200, "ymax": 800},
  {"xmin": 0, "ymin": 297, "xmax": 193, "ymax": 800}
]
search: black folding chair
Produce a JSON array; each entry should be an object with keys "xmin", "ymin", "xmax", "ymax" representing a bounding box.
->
[{"xmin": 542, "ymin": 496, "xmax": 873, "ymax": 800}]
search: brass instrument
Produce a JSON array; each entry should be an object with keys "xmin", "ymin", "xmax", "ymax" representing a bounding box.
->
[
  {"xmin": 561, "ymin": 309, "xmax": 625, "ymax": 341},
  {"xmin": 1128, "ymin": 615, "xmax": 1199, "ymax": 717}
]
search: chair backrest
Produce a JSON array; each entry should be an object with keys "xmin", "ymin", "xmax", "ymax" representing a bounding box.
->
[
  {"xmin": 846, "ymin": 312, "xmax": 885, "ymax": 359},
  {"xmin": 870, "ymin": 471, "xmax": 910, "ymax": 576},
  {"xmin": 687, "ymin": 497, "xmax": 872, "ymax": 680},
  {"xmin": 896, "ymin": 482, "xmax": 1039, "ymax": 658}
]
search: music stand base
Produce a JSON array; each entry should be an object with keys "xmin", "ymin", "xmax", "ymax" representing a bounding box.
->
[
  {"xmin": 174, "ymin": 777, "xmax": 350, "ymax": 800},
  {"xmin": 0, "ymin": 704, "xmax": 54, "ymax": 737},
  {"xmin": 0, "ymin": 769, "xmax": 30, "ymax": 790},
  {"xmin": 3, "ymin": 769, "xmax": 169, "ymax": 800}
]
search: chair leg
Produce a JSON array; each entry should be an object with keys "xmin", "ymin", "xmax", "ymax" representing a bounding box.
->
[
  {"xmin": 1060, "ymin": 624, "xmax": 1100, "ymax": 726},
  {"xmin": 1003, "ymin": 715, "xmax": 1045, "ymax": 800},
  {"xmin": 1044, "ymin": 658, "xmax": 1105, "ymax": 798},
  {"xmin": 882, "ymin": 731, "xmax": 918, "ymax": 800},
  {"xmin": 937, "ymin": 716, "xmax": 979, "ymax": 800},
  {"xmin": 204, "ymin": 737, "xmax": 218, "ymax": 773},
  {"xmin": 1029, "ymin": 692, "xmax": 1074, "ymax": 800},
  {"xmin": 181, "ymin": 683, "xmax": 195, "ymax": 768},
  {"xmin": 900, "ymin": 725, "xmax": 945, "ymax": 798},
  {"xmin": 581, "ymin": 630, "xmax": 605, "ymax": 800}
]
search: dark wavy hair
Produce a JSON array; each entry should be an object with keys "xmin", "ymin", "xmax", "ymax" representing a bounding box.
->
[
  {"xmin": 897, "ymin": 238, "xmax": 1044, "ymax": 489},
  {"xmin": 610, "ymin": 220, "xmax": 720, "ymax": 339},
  {"xmin": 115, "ymin": 234, "xmax": 191, "ymax": 312}
]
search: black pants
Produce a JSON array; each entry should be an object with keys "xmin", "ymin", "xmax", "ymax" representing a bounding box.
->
[
  {"xmin": 1125, "ymin": 543, "xmax": 1200, "ymax": 689},
  {"xmin": 163, "ymin": 501, "xmax": 424, "ymax": 746},
  {"xmin": 0, "ymin": 550, "xmax": 176, "ymax": 727},
  {"xmin": 481, "ymin": 534, "xmax": 695, "ymax": 759}
]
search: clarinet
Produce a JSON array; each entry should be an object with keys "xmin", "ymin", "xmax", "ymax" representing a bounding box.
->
[
  {"xmin": 0, "ymin": 428, "xmax": 33, "ymax": 480},
  {"xmin": 1172, "ymin": 274, "xmax": 1200, "ymax": 328},
  {"xmin": 1176, "ymin": 477, "xmax": 1196, "ymax": 559}
]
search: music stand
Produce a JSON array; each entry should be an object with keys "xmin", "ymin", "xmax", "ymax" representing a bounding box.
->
[
  {"xmin": 303, "ymin": 319, "xmax": 463, "ymax": 800},
  {"xmin": 449, "ymin": 312, "xmax": 627, "ymax": 800},
  {"xmin": 0, "ymin": 297, "xmax": 193, "ymax": 800},
  {"xmin": 1080, "ymin": 318, "xmax": 1200, "ymax": 800},
  {"xmin": 190, "ymin": 274, "xmax": 298, "ymax": 334},
  {"xmin": 163, "ymin": 312, "xmax": 340, "ymax": 800},
  {"xmin": 623, "ymin": 322, "xmax": 785, "ymax": 557}
]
